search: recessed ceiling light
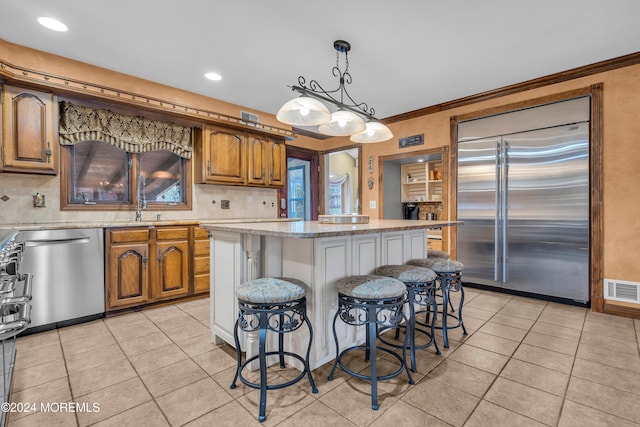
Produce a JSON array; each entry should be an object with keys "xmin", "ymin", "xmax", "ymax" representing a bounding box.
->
[
  {"xmin": 37, "ymin": 17, "xmax": 68, "ymax": 32},
  {"xmin": 204, "ymin": 72, "xmax": 222, "ymax": 81}
]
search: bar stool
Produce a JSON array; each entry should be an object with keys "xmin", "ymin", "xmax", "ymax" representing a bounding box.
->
[
  {"xmin": 230, "ymin": 277, "xmax": 318, "ymax": 422},
  {"xmin": 374, "ymin": 265, "xmax": 441, "ymax": 372},
  {"xmin": 328, "ymin": 275, "xmax": 414, "ymax": 410},
  {"xmin": 427, "ymin": 249, "xmax": 450, "ymax": 260},
  {"xmin": 407, "ymin": 259, "xmax": 467, "ymax": 348}
]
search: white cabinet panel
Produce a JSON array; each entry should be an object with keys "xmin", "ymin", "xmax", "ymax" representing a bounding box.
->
[
  {"xmin": 210, "ymin": 231, "xmax": 243, "ymax": 346},
  {"xmin": 352, "ymin": 233, "xmax": 380, "ymax": 275}
]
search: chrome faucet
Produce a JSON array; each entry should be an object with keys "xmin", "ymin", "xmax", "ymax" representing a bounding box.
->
[{"xmin": 135, "ymin": 175, "xmax": 147, "ymax": 221}]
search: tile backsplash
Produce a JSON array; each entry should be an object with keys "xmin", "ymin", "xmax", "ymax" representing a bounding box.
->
[{"xmin": 0, "ymin": 172, "xmax": 278, "ymax": 225}]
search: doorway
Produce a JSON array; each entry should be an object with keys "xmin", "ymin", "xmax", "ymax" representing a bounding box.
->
[
  {"xmin": 281, "ymin": 147, "xmax": 319, "ymax": 220},
  {"xmin": 324, "ymin": 147, "xmax": 361, "ymax": 215}
]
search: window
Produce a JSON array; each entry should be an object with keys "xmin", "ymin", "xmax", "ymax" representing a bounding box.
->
[
  {"xmin": 139, "ymin": 150, "xmax": 185, "ymax": 205},
  {"xmin": 70, "ymin": 141, "xmax": 129, "ymax": 203},
  {"xmin": 62, "ymin": 141, "xmax": 191, "ymax": 210}
]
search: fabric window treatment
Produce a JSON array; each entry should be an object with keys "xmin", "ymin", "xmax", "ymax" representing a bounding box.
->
[{"xmin": 58, "ymin": 101, "xmax": 193, "ymax": 159}]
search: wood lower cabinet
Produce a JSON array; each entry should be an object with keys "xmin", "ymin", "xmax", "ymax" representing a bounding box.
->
[
  {"xmin": 106, "ymin": 225, "xmax": 207, "ymax": 311},
  {"xmin": 107, "ymin": 242, "xmax": 150, "ymax": 309},
  {"xmin": 106, "ymin": 228, "xmax": 152, "ymax": 309},
  {"xmin": 1, "ymin": 84, "xmax": 58, "ymax": 174},
  {"xmin": 428, "ymin": 238, "xmax": 443, "ymax": 251},
  {"xmin": 192, "ymin": 227, "xmax": 210, "ymax": 294},
  {"xmin": 155, "ymin": 226, "xmax": 190, "ymax": 300}
]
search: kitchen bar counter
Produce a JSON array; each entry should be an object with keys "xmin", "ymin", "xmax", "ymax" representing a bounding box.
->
[
  {"xmin": 202, "ymin": 219, "xmax": 460, "ymax": 370},
  {"xmin": 201, "ymin": 218, "xmax": 458, "ymax": 238}
]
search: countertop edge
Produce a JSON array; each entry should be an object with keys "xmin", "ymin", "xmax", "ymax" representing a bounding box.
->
[
  {"xmin": 201, "ymin": 220, "xmax": 462, "ymax": 238},
  {"xmin": 0, "ymin": 218, "xmax": 301, "ymax": 231}
]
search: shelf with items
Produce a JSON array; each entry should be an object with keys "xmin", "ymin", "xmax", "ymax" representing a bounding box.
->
[{"xmin": 401, "ymin": 161, "xmax": 443, "ymax": 202}]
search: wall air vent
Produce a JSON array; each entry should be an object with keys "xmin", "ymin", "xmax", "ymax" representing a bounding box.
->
[
  {"xmin": 240, "ymin": 111, "xmax": 258, "ymax": 126},
  {"xmin": 603, "ymin": 278, "xmax": 640, "ymax": 303}
]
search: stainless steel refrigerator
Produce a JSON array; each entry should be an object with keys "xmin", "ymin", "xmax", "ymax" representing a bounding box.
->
[{"xmin": 456, "ymin": 100, "xmax": 590, "ymax": 302}]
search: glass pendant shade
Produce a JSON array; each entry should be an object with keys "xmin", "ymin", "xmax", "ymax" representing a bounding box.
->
[
  {"xmin": 350, "ymin": 121, "xmax": 394, "ymax": 143},
  {"xmin": 318, "ymin": 110, "xmax": 366, "ymax": 136},
  {"xmin": 276, "ymin": 97, "xmax": 331, "ymax": 126}
]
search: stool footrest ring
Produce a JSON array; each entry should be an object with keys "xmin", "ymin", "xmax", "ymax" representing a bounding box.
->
[
  {"xmin": 332, "ymin": 345, "xmax": 408, "ymax": 382},
  {"xmin": 234, "ymin": 351, "xmax": 311, "ymax": 391}
]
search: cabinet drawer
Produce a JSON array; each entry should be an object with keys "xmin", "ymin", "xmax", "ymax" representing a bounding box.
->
[
  {"xmin": 193, "ymin": 256, "xmax": 209, "ymax": 275},
  {"xmin": 428, "ymin": 239, "xmax": 443, "ymax": 251},
  {"xmin": 156, "ymin": 227, "xmax": 190, "ymax": 241},
  {"xmin": 193, "ymin": 274, "xmax": 210, "ymax": 294},
  {"xmin": 193, "ymin": 240, "xmax": 210, "ymax": 257},
  {"xmin": 193, "ymin": 227, "xmax": 210, "ymax": 239},
  {"xmin": 109, "ymin": 228, "xmax": 151, "ymax": 243}
]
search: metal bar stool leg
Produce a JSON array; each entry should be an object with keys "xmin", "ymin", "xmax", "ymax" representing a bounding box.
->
[
  {"xmin": 367, "ymin": 305, "xmax": 379, "ymax": 410},
  {"xmin": 258, "ymin": 323, "xmax": 268, "ymax": 422},
  {"xmin": 441, "ymin": 277, "xmax": 451, "ymax": 349}
]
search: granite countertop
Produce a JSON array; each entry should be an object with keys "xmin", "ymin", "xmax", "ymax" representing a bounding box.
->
[
  {"xmin": 1, "ymin": 218, "xmax": 301, "ymax": 231},
  {"xmin": 201, "ymin": 219, "xmax": 462, "ymax": 238}
]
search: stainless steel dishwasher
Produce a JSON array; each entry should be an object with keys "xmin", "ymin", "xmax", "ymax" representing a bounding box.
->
[{"xmin": 16, "ymin": 228, "xmax": 105, "ymax": 331}]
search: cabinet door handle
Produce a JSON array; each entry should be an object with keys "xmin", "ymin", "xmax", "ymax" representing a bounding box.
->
[
  {"xmin": 207, "ymin": 160, "xmax": 211, "ymax": 174},
  {"xmin": 157, "ymin": 249, "xmax": 163, "ymax": 262},
  {"xmin": 143, "ymin": 251, "xmax": 148, "ymax": 268},
  {"xmin": 45, "ymin": 142, "xmax": 52, "ymax": 161}
]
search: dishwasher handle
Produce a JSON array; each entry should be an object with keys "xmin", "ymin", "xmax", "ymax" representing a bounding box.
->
[{"xmin": 24, "ymin": 237, "xmax": 91, "ymax": 247}]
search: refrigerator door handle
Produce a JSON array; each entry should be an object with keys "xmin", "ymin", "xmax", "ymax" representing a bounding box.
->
[
  {"xmin": 501, "ymin": 141, "xmax": 509, "ymax": 282},
  {"xmin": 494, "ymin": 141, "xmax": 501, "ymax": 282}
]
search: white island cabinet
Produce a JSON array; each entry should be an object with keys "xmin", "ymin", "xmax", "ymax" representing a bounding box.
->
[{"xmin": 201, "ymin": 219, "xmax": 460, "ymax": 370}]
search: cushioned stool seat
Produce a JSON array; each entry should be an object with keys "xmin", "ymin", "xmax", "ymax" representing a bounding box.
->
[
  {"xmin": 374, "ymin": 265, "xmax": 441, "ymax": 372},
  {"xmin": 231, "ymin": 277, "xmax": 317, "ymax": 422},
  {"xmin": 407, "ymin": 259, "xmax": 467, "ymax": 348},
  {"xmin": 427, "ymin": 249, "xmax": 451, "ymax": 260},
  {"xmin": 328, "ymin": 275, "xmax": 414, "ymax": 410}
]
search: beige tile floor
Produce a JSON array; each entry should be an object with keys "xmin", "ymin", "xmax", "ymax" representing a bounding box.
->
[{"xmin": 7, "ymin": 288, "xmax": 640, "ymax": 426}]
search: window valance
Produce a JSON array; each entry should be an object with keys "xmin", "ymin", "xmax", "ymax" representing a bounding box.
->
[{"xmin": 58, "ymin": 101, "xmax": 193, "ymax": 159}]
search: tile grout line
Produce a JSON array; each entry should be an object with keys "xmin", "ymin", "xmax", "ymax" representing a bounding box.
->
[{"xmin": 457, "ymin": 293, "xmax": 554, "ymax": 426}]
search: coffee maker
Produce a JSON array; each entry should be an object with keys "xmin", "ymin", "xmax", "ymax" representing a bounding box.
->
[{"xmin": 402, "ymin": 203, "xmax": 418, "ymax": 220}]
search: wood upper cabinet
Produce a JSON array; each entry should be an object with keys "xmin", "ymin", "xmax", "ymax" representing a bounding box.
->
[
  {"xmin": 247, "ymin": 134, "xmax": 267, "ymax": 185},
  {"xmin": 1, "ymin": 85, "xmax": 58, "ymax": 174},
  {"xmin": 268, "ymin": 138, "xmax": 286, "ymax": 187},
  {"xmin": 247, "ymin": 135, "xmax": 286, "ymax": 187},
  {"xmin": 197, "ymin": 124, "xmax": 247, "ymax": 185},
  {"xmin": 196, "ymin": 124, "xmax": 286, "ymax": 188}
]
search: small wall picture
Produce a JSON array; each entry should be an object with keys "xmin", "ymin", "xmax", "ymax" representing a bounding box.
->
[
  {"xmin": 368, "ymin": 156, "xmax": 374, "ymax": 174},
  {"xmin": 399, "ymin": 134, "xmax": 424, "ymax": 148}
]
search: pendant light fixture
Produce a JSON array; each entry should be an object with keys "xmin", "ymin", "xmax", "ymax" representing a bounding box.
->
[{"xmin": 276, "ymin": 40, "xmax": 393, "ymax": 143}]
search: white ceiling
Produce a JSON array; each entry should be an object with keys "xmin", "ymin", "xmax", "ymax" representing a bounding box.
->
[{"xmin": 1, "ymin": 0, "xmax": 639, "ymax": 120}]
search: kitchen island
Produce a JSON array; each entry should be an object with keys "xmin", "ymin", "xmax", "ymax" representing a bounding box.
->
[{"xmin": 201, "ymin": 219, "xmax": 461, "ymax": 369}]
